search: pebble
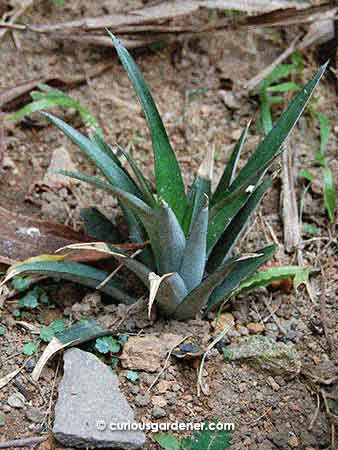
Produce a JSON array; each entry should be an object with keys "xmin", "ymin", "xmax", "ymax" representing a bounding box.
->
[
  {"xmin": 172, "ymin": 383, "xmax": 181, "ymax": 392},
  {"xmin": 247, "ymin": 322, "xmax": 265, "ymax": 334},
  {"xmin": 129, "ymin": 385, "xmax": 140, "ymax": 395},
  {"xmin": 0, "ymin": 405, "xmax": 11, "ymax": 414},
  {"xmin": 25, "ymin": 407, "xmax": 44, "ymax": 423},
  {"xmin": 152, "ymin": 406, "xmax": 167, "ymax": 418},
  {"xmin": 156, "ymin": 380, "xmax": 171, "ymax": 393},
  {"xmin": 288, "ymin": 435, "xmax": 299, "ymax": 448},
  {"xmin": 267, "ymin": 376, "xmax": 280, "ymax": 391},
  {"xmin": 237, "ymin": 326, "xmax": 249, "ymax": 336},
  {"xmin": 25, "ymin": 359, "xmax": 36, "ymax": 373},
  {"xmin": 151, "ymin": 396, "xmax": 167, "ymax": 408},
  {"xmin": 134, "ymin": 394, "xmax": 150, "ymax": 407},
  {"xmin": 7, "ymin": 392, "xmax": 26, "ymax": 409},
  {"xmin": 165, "ymin": 392, "xmax": 177, "ymax": 406}
]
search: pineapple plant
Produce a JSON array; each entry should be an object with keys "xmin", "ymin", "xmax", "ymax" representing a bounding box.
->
[{"xmin": 3, "ymin": 33, "xmax": 327, "ymax": 320}]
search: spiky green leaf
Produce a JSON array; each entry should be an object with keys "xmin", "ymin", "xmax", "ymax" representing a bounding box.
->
[
  {"xmin": 183, "ymin": 147, "xmax": 213, "ymax": 234},
  {"xmin": 231, "ymin": 63, "xmax": 328, "ymax": 192},
  {"xmin": 211, "ymin": 122, "xmax": 250, "ymax": 206},
  {"xmin": 4, "ymin": 260, "xmax": 135, "ymax": 304},
  {"xmin": 43, "ymin": 112, "xmax": 140, "ymax": 195},
  {"xmin": 157, "ymin": 201, "xmax": 186, "ymax": 274},
  {"xmin": 179, "ymin": 200, "xmax": 208, "ymax": 291},
  {"xmin": 173, "ymin": 254, "xmax": 261, "ymax": 320},
  {"xmin": 207, "ymin": 178, "xmax": 271, "ymax": 271},
  {"xmin": 108, "ymin": 32, "xmax": 188, "ymax": 222}
]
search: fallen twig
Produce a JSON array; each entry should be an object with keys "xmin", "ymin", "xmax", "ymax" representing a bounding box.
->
[
  {"xmin": 282, "ymin": 138, "xmax": 301, "ymax": 254},
  {"xmin": 0, "ymin": 0, "xmax": 34, "ymax": 43},
  {"xmin": 0, "ymin": 113, "xmax": 5, "ymax": 169},
  {"xmin": 319, "ymin": 275, "xmax": 335, "ymax": 356},
  {"xmin": 0, "ymin": 436, "xmax": 47, "ymax": 449}
]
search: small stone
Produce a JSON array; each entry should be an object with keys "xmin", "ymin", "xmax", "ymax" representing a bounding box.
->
[
  {"xmin": 231, "ymin": 129, "xmax": 243, "ymax": 140},
  {"xmin": 1, "ymin": 405, "xmax": 11, "ymax": 414},
  {"xmin": 129, "ymin": 385, "xmax": 140, "ymax": 395},
  {"xmin": 165, "ymin": 392, "xmax": 177, "ymax": 406},
  {"xmin": 53, "ymin": 349, "xmax": 145, "ymax": 449},
  {"xmin": 288, "ymin": 435, "xmax": 299, "ymax": 448},
  {"xmin": 218, "ymin": 90, "xmax": 241, "ymax": 110},
  {"xmin": 121, "ymin": 334, "xmax": 183, "ymax": 372},
  {"xmin": 151, "ymin": 396, "xmax": 167, "ymax": 408},
  {"xmin": 152, "ymin": 406, "xmax": 166, "ymax": 418},
  {"xmin": 212, "ymin": 313, "xmax": 235, "ymax": 334},
  {"xmin": 156, "ymin": 381, "xmax": 171, "ymax": 394},
  {"xmin": 172, "ymin": 383, "xmax": 181, "ymax": 392},
  {"xmin": 247, "ymin": 322, "xmax": 265, "ymax": 334},
  {"xmin": 134, "ymin": 394, "xmax": 150, "ymax": 407},
  {"xmin": 237, "ymin": 326, "xmax": 249, "ymax": 336},
  {"xmin": 42, "ymin": 147, "xmax": 77, "ymax": 189},
  {"xmin": 25, "ymin": 358, "xmax": 36, "ymax": 373},
  {"xmin": 267, "ymin": 376, "xmax": 280, "ymax": 391},
  {"xmin": 271, "ymin": 431, "xmax": 290, "ymax": 447},
  {"xmin": 223, "ymin": 335, "xmax": 301, "ymax": 375},
  {"xmin": 7, "ymin": 392, "xmax": 26, "ymax": 409},
  {"xmin": 25, "ymin": 407, "xmax": 44, "ymax": 423}
]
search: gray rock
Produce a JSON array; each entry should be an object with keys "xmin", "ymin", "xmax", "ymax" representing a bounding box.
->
[
  {"xmin": 152, "ymin": 406, "xmax": 166, "ymax": 418},
  {"xmin": 134, "ymin": 394, "xmax": 150, "ymax": 407},
  {"xmin": 271, "ymin": 431, "xmax": 291, "ymax": 447},
  {"xmin": 7, "ymin": 392, "xmax": 26, "ymax": 408},
  {"xmin": 25, "ymin": 407, "xmax": 44, "ymax": 423},
  {"xmin": 223, "ymin": 335, "xmax": 301, "ymax": 375},
  {"xmin": 53, "ymin": 349, "xmax": 145, "ymax": 449}
]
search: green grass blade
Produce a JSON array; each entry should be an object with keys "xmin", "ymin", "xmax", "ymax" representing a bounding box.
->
[
  {"xmin": 179, "ymin": 199, "xmax": 208, "ymax": 292},
  {"xmin": 211, "ymin": 122, "xmax": 250, "ymax": 206},
  {"xmin": 207, "ymin": 244, "xmax": 276, "ymax": 311},
  {"xmin": 267, "ymin": 82, "xmax": 300, "ymax": 93},
  {"xmin": 43, "ymin": 112, "xmax": 141, "ymax": 196},
  {"xmin": 231, "ymin": 63, "xmax": 327, "ymax": 192},
  {"xmin": 5, "ymin": 260, "xmax": 135, "ymax": 304},
  {"xmin": 323, "ymin": 166, "xmax": 336, "ymax": 223},
  {"xmin": 8, "ymin": 85, "xmax": 102, "ymax": 134},
  {"xmin": 207, "ymin": 178, "xmax": 272, "ymax": 271},
  {"xmin": 108, "ymin": 32, "xmax": 187, "ymax": 222}
]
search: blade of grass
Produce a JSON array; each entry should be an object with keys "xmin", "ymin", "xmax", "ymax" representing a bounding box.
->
[{"xmin": 211, "ymin": 122, "xmax": 250, "ymax": 206}]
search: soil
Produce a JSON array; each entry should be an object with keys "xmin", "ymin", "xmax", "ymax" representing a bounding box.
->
[{"xmin": 0, "ymin": 1, "xmax": 337, "ymax": 450}]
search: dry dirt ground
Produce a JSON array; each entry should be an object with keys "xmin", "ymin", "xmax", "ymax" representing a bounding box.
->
[{"xmin": 0, "ymin": 1, "xmax": 337, "ymax": 450}]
